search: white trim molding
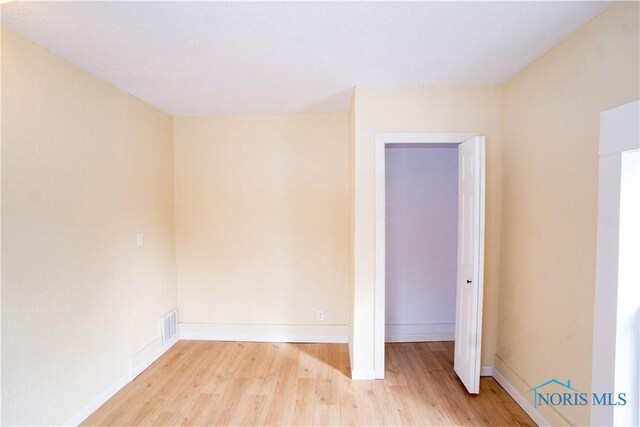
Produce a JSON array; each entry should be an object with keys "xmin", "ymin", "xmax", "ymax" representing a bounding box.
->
[
  {"xmin": 179, "ymin": 332, "xmax": 348, "ymax": 343},
  {"xmin": 65, "ymin": 330, "xmax": 547, "ymax": 427},
  {"xmin": 386, "ymin": 333, "xmax": 454, "ymax": 343},
  {"xmin": 480, "ymin": 366, "xmax": 494, "ymax": 377},
  {"xmin": 351, "ymin": 369, "xmax": 377, "ymax": 380},
  {"xmin": 65, "ymin": 335, "xmax": 180, "ymax": 426},
  {"xmin": 65, "ymin": 329, "xmax": 348, "ymax": 426},
  {"xmin": 376, "ymin": 132, "xmax": 479, "ymax": 145},
  {"xmin": 492, "ymin": 367, "xmax": 551, "ymax": 427},
  {"xmin": 178, "ymin": 322, "xmax": 349, "ymax": 344},
  {"xmin": 385, "ymin": 322, "xmax": 455, "ymax": 343},
  {"xmin": 374, "ymin": 132, "xmax": 478, "ymax": 379},
  {"xmin": 64, "ymin": 373, "xmax": 131, "ymax": 427},
  {"xmin": 131, "ymin": 336, "xmax": 179, "ymax": 380},
  {"xmin": 592, "ymin": 99, "xmax": 640, "ymax": 427}
]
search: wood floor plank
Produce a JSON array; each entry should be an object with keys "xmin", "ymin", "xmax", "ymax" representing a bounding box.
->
[{"xmin": 81, "ymin": 341, "xmax": 535, "ymax": 426}]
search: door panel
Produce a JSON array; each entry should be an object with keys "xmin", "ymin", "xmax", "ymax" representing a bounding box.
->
[{"xmin": 454, "ymin": 136, "xmax": 485, "ymax": 394}]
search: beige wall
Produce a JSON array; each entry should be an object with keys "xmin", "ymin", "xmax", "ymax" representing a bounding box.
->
[
  {"xmin": 1, "ymin": 27, "xmax": 177, "ymax": 425},
  {"xmin": 173, "ymin": 113, "xmax": 350, "ymax": 339},
  {"xmin": 350, "ymin": 85, "xmax": 503, "ymax": 375},
  {"xmin": 497, "ymin": 3, "xmax": 640, "ymax": 426},
  {"xmin": 2, "ymin": 2, "xmax": 638, "ymax": 425}
]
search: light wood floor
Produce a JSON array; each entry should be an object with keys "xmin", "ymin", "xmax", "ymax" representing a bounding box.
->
[{"xmin": 82, "ymin": 341, "xmax": 534, "ymax": 426}]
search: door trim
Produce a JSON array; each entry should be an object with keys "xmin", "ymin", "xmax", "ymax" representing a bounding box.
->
[
  {"xmin": 591, "ymin": 100, "xmax": 640, "ymax": 426},
  {"xmin": 374, "ymin": 132, "xmax": 478, "ymax": 379}
]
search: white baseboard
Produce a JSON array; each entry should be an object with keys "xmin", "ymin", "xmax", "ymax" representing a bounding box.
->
[
  {"xmin": 385, "ymin": 333, "xmax": 454, "ymax": 342},
  {"xmin": 386, "ymin": 323, "xmax": 454, "ymax": 336},
  {"xmin": 180, "ymin": 332, "xmax": 348, "ymax": 343},
  {"xmin": 64, "ymin": 333, "xmax": 541, "ymax": 427},
  {"xmin": 131, "ymin": 335, "xmax": 179, "ymax": 379},
  {"xmin": 65, "ymin": 335, "xmax": 180, "ymax": 427},
  {"xmin": 492, "ymin": 367, "xmax": 550, "ymax": 427},
  {"xmin": 351, "ymin": 369, "xmax": 376, "ymax": 380},
  {"xmin": 64, "ymin": 373, "xmax": 131, "ymax": 427},
  {"xmin": 480, "ymin": 366, "xmax": 493, "ymax": 377}
]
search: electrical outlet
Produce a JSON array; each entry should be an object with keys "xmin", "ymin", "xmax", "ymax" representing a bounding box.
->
[
  {"xmin": 136, "ymin": 232, "xmax": 144, "ymax": 247},
  {"xmin": 316, "ymin": 310, "xmax": 325, "ymax": 321}
]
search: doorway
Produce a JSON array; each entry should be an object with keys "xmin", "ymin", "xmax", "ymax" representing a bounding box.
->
[
  {"xmin": 592, "ymin": 100, "xmax": 640, "ymax": 426},
  {"xmin": 374, "ymin": 133, "xmax": 486, "ymax": 394},
  {"xmin": 385, "ymin": 144, "xmax": 458, "ymax": 344}
]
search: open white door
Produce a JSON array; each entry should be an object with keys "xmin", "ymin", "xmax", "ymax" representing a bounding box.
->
[{"xmin": 454, "ymin": 136, "xmax": 485, "ymax": 394}]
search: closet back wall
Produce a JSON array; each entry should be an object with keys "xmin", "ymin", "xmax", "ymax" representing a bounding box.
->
[
  {"xmin": 174, "ymin": 113, "xmax": 350, "ymax": 340},
  {"xmin": 385, "ymin": 146, "xmax": 458, "ymax": 341}
]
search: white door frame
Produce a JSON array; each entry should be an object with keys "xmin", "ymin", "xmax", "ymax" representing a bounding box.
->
[
  {"xmin": 374, "ymin": 132, "xmax": 478, "ymax": 379},
  {"xmin": 591, "ymin": 100, "xmax": 640, "ymax": 426}
]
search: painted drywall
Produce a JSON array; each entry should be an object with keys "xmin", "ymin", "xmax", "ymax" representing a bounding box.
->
[
  {"xmin": 351, "ymin": 85, "xmax": 502, "ymax": 376},
  {"xmin": 174, "ymin": 113, "xmax": 350, "ymax": 340},
  {"xmin": 1, "ymin": 27, "xmax": 177, "ymax": 425},
  {"xmin": 385, "ymin": 146, "xmax": 458, "ymax": 341},
  {"xmin": 497, "ymin": 3, "xmax": 640, "ymax": 426}
]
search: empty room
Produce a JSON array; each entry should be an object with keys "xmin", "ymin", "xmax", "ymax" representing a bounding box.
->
[{"xmin": 1, "ymin": 1, "xmax": 639, "ymax": 426}]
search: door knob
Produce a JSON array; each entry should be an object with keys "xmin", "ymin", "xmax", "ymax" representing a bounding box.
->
[{"xmin": 466, "ymin": 280, "xmax": 472, "ymax": 284}]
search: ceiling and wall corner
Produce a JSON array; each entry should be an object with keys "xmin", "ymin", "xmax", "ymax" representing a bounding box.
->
[{"xmin": 0, "ymin": 1, "xmax": 612, "ymax": 116}]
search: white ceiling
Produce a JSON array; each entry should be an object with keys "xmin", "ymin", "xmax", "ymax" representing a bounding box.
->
[{"xmin": 2, "ymin": 1, "xmax": 611, "ymax": 116}]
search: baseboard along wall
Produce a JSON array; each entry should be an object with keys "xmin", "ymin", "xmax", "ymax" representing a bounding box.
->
[{"xmin": 66, "ymin": 331, "xmax": 544, "ymax": 427}]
